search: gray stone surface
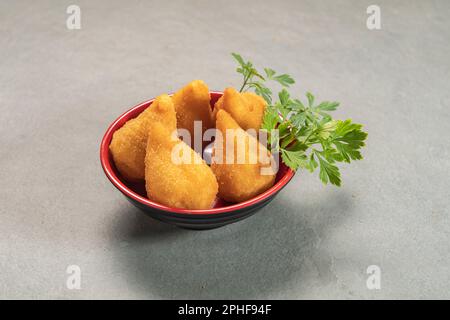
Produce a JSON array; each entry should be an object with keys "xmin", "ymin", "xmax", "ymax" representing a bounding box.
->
[{"xmin": 1, "ymin": 0, "xmax": 449, "ymax": 299}]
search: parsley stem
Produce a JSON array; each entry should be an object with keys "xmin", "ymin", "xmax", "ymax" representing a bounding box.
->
[
  {"xmin": 239, "ymin": 73, "xmax": 252, "ymax": 92},
  {"xmin": 281, "ymin": 134, "xmax": 296, "ymax": 149}
]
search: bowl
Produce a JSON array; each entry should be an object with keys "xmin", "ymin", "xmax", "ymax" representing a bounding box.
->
[{"xmin": 100, "ymin": 92, "xmax": 295, "ymax": 229}]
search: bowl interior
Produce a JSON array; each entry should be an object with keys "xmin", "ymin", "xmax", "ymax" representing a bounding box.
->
[{"xmin": 101, "ymin": 92, "xmax": 294, "ymax": 214}]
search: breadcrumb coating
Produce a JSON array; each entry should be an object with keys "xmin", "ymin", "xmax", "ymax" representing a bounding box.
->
[
  {"xmin": 172, "ymin": 80, "xmax": 213, "ymax": 146},
  {"xmin": 109, "ymin": 94, "xmax": 176, "ymax": 181},
  {"xmin": 145, "ymin": 122, "xmax": 218, "ymax": 209},
  {"xmin": 211, "ymin": 110, "xmax": 275, "ymax": 203},
  {"xmin": 212, "ymin": 87, "xmax": 267, "ymax": 132}
]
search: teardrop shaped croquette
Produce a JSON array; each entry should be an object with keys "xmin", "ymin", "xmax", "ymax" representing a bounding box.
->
[
  {"xmin": 145, "ymin": 122, "xmax": 218, "ymax": 209},
  {"xmin": 172, "ymin": 80, "xmax": 213, "ymax": 146},
  {"xmin": 109, "ymin": 94, "xmax": 176, "ymax": 181},
  {"xmin": 211, "ymin": 110, "xmax": 276, "ymax": 203}
]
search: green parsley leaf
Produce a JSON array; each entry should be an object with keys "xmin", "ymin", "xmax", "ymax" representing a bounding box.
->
[
  {"xmin": 281, "ymin": 149, "xmax": 307, "ymax": 171},
  {"xmin": 316, "ymin": 101, "xmax": 339, "ymax": 112},
  {"xmin": 231, "ymin": 52, "xmax": 245, "ymax": 67},
  {"xmin": 316, "ymin": 154, "xmax": 341, "ymax": 186},
  {"xmin": 273, "ymin": 74, "xmax": 295, "ymax": 87},
  {"xmin": 264, "ymin": 68, "xmax": 276, "ymax": 79}
]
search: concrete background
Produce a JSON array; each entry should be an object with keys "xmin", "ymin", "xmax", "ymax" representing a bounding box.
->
[{"xmin": 1, "ymin": 0, "xmax": 449, "ymax": 299}]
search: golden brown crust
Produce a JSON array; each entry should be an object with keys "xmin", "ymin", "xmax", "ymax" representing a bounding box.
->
[
  {"xmin": 145, "ymin": 123, "xmax": 218, "ymax": 209},
  {"xmin": 109, "ymin": 94, "xmax": 176, "ymax": 181},
  {"xmin": 212, "ymin": 95, "xmax": 224, "ymax": 124},
  {"xmin": 172, "ymin": 80, "xmax": 213, "ymax": 146},
  {"xmin": 212, "ymin": 88, "xmax": 267, "ymax": 131},
  {"xmin": 211, "ymin": 110, "xmax": 275, "ymax": 203}
]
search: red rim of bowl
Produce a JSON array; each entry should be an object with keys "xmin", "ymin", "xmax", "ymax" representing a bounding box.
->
[{"xmin": 100, "ymin": 91, "xmax": 295, "ymax": 215}]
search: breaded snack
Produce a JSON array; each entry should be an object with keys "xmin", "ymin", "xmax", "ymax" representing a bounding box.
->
[
  {"xmin": 212, "ymin": 87, "xmax": 267, "ymax": 131},
  {"xmin": 172, "ymin": 80, "xmax": 213, "ymax": 146},
  {"xmin": 145, "ymin": 122, "xmax": 218, "ymax": 209},
  {"xmin": 211, "ymin": 110, "xmax": 276, "ymax": 203},
  {"xmin": 211, "ymin": 95, "xmax": 223, "ymax": 124},
  {"xmin": 109, "ymin": 94, "xmax": 176, "ymax": 181}
]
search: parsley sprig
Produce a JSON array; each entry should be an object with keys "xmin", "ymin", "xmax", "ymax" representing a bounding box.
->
[
  {"xmin": 232, "ymin": 53, "xmax": 368, "ymax": 186},
  {"xmin": 232, "ymin": 53, "xmax": 294, "ymax": 103}
]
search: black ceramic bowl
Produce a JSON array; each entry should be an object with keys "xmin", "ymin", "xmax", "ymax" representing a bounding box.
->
[{"xmin": 100, "ymin": 92, "xmax": 295, "ymax": 229}]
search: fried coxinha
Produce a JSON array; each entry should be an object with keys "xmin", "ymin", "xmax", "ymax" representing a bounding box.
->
[
  {"xmin": 211, "ymin": 109, "xmax": 276, "ymax": 203},
  {"xmin": 109, "ymin": 94, "xmax": 176, "ymax": 181},
  {"xmin": 145, "ymin": 122, "xmax": 218, "ymax": 210}
]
